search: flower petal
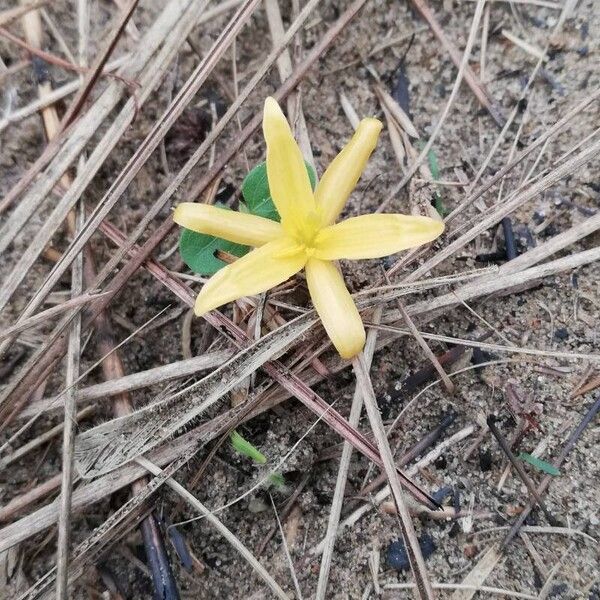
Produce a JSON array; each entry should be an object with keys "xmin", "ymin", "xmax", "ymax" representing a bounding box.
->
[
  {"xmin": 174, "ymin": 203, "xmax": 282, "ymax": 247},
  {"xmin": 194, "ymin": 237, "xmax": 306, "ymax": 315},
  {"xmin": 315, "ymin": 118, "xmax": 382, "ymax": 225},
  {"xmin": 305, "ymin": 258, "xmax": 365, "ymax": 359},
  {"xmin": 263, "ymin": 97, "xmax": 316, "ymax": 235},
  {"xmin": 313, "ymin": 214, "xmax": 444, "ymax": 260}
]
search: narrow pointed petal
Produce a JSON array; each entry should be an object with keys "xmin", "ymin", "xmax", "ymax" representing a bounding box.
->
[
  {"xmin": 315, "ymin": 118, "xmax": 382, "ymax": 225},
  {"xmin": 305, "ymin": 259, "xmax": 365, "ymax": 359},
  {"xmin": 194, "ymin": 237, "xmax": 306, "ymax": 315},
  {"xmin": 263, "ymin": 97, "xmax": 315, "ymax": 235},
  {"xmin": 313, "ymin": 214, "xmax": 444, "ymax": 260},
  {"xmin": 174, "ymin": 203, "xmax": 282, "ymax": 247}
]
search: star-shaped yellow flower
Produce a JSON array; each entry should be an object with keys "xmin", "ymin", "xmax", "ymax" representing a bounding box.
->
[{"xmin": 174, "ymin": 97, "xmax": 444, "ymax": 359}]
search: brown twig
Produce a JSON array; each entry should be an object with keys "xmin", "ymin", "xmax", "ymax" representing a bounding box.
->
[
  {"xmin": 486, "ymin": 415, "xmax": 561, "ymax": 527},
  {"xmin": 0, "ymin": 1, "xmax": 49, "ymax": 27},
  {"xmin": 502, "ymin": 395, "xmax": 600, "ymax": 547},
  {"xmin": 394, "ymin": 295, "xmax": 455, "ymax": 394},
  {"xmin": 60, "ymin": 0, "xmax": 140, "ymax": 129},
  {"xmin": 408, "ymin": 0, "xmax": 505, "ymax": 127},
  {"xmin": 358, "ymin": 412, "xmax": 456, "ymax": 498},
  {"xmin": 352, "ymin": 354, "xmax": 435, "ymax": 600},
  {"xmin": 0, "ymin": 26, "xmax": 136, "ymax": 88},
  {"xmin": 19, "ymin": 7, "xmax": 179, "ymax": 593}
]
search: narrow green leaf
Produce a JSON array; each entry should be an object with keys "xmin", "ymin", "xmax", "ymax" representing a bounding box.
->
[
  {"xmin": 268, "ymin": 473, "xmax": 286, "ymax": 489},
  {"xmin": 426, "ymin": 147, "xmax": 440, "ymax": 181},
  {"xmin": 518, "ymin": 452, "xmax": 560, "ymax": 476},
  {"xmin": 416, "ymin": 140, "xmax": 445, "ymax": 216},
  {"xmin": 230, "ymin": 430, "xmax": 267, "ymax": 465}
]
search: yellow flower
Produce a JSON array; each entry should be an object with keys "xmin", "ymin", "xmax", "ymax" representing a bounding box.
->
[{"xmin": 174, "ymin": 97, "xmax": 444, "ymax": 359}]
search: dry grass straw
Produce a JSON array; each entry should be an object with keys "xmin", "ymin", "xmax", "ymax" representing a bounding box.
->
[
  {"xmin": 1, "ymin": 0, "xmax": 599, "ymax": 595},
  {"xmin": 135, "ymin": 457, "xmax": 289, "ymax": 599}
]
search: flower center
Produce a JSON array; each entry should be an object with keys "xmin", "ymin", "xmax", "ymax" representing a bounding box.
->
[{"xmin": 292, "ymin": 208, "xmax": 322, "ymax": 250}]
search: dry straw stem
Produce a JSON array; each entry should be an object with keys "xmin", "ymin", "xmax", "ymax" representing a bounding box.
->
[
  {"xmin": 393, "ymin": 295, "xmax": 454, "ymax": 394},
  {"xmin": 450, "ymin": 544, "xmax": 503, "ymax": 600},
  {"xmin": 268, "ymin": 493, "xmax": 304, "ymax": 600},
  {"xmin": 386, "ymin": 86, "xmax": 600, "ymax": 278},
  {"xmin": 315, "ymin": 307, "xmax": 382, "ymax": 600},
  {"xmin": 0, "ymin": 0, "xmax": 212, "ymax": 315},
  {"xmin": 0, "ymin": 54, "xmax": 130, "ymax": 133},
  {"xmin": 59, "ymin": 0, "xmax": 140, "ymax": 129},
  {"xmin": 135, "ymin": 457, "xmax": 289, "ymax": 600},
  {"xmin": 55, "ymin": 208, "xmax": 83, "ymax": 599},
  {"xmin": 0, "ymin": 292, "xmax": 107, "ymax": 342},
  {"xmin": 0, "ymin": 406, "xmax": 94, "ymax": 470},
  {"xmin": 474, "ymin": 525, "xmax": 596, "ymax": 545},
  {"xmin": 409, "ymin": 0, "xmax": 505, "ymax": 127},
  {"xmin": 386, "ymin": 581, "xmax": 535, "ymax": 600},
  {"xmin": 374, "ymin": 83, "xmax": 420, "ymax": 138},
  {"xmin": 352, "ymin": 354, "xmax": 435, "ymax": 600},
  {"xmin": 370, "ymin": 320, "xmax": 600, "ymax": 363},
  {"xmin": 404, "ymin": 246, "xmax": 600, "ymax": 322},
  {"xmin": 110, "ymin": 0, "xmax": 140, "ymax": 42},
  {"xmin": 0, "ymin": 1, "xmax": 48, "ymax": 26},
  {"xmin": 21, "ymin": 350, "xmax": 231, "ymax": 419},
  {"xmin": 405, "ymin": 136, "xmax": 600, "ymax": 283},
  {"xmin": 0, "ymin": 472, "xmax": 63, "ymax": 524},
  {"xmin": 502, "ymin": 29, "xmax": 547, "ymax": 61},
  {"xmin": 377, "ymin": 0, "xmax": 487, "ymax": 214},
  {"xmin": 17, "ymin": 445, "xmax": 197, "ymax": 599},
  {"xmin": 486, "ymin": 417, "xmax": 559, "ymax": 526}
]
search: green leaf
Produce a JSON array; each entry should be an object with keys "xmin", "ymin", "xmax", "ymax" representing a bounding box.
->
[
  {"xmin": 518, "ymin": 452, "xmax": 560, "ymax": 476},
  {"xmin": 268, "ymin": 473, "xmax": 286, "ymax": 489},
  {"xmin": 416, "ymin": 140, "xmax": 446, "ymax": 217},
  {"xmin": 230, "ymin": 430, "xmax": 267, "ymax": 465},
  {"xmin": 180, "ymin": 162, "xmax": 317, "ymax": 276},
  {"xmin": 179, "ymin": 228, "xmax": 248, "ymax": 276},
  {"xmin": 241, "ymin": 160, "xmax": 317, "ymax": 222},
  {"xmin": 426, "ymin": 147, "xmax": 440, "ymax": 181}
]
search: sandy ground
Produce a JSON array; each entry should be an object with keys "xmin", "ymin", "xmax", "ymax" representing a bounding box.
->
[{"xmin": 1, "ymin": 0, "xmax": 599, "ymax": 598}]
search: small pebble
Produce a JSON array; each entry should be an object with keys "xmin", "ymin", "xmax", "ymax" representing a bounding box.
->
[
  {"xmin": 386, "ymin": 533, "xmax": 436, "ymax": 571},
  {"xmin": 479, "ymin": 449, "xmax": 493, "ymax": 471},
  {"xmin": 554, "ymin": 327, "xmax": 569, "ymax": 341}
]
